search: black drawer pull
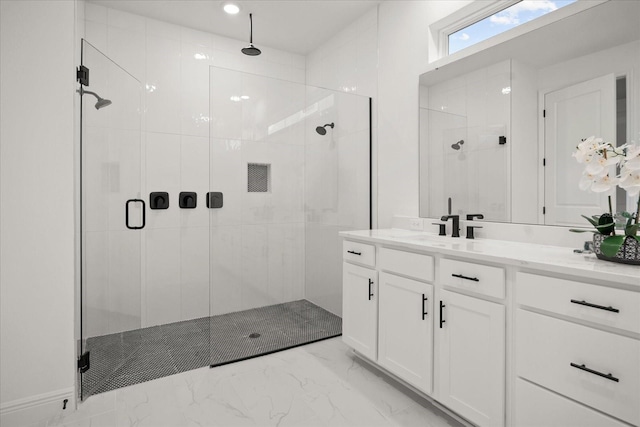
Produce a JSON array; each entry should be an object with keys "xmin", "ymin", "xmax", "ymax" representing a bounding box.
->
[
  {"xmin": 347, "ymin": 250, "xmax": 362, "ymax": 256},
  {"xmin": 570, "ymin": 363, "xmax": 619, "ymax": 382},
  {"xmin": 452, "ymin": 273, "xmax": 479, "ymax": 282},
  {"xmin": 422, "ymin": 294, "xmax": 428, "ymax": 320},
  {"xmin": 439, "ymin": 301, "xmax": 445, "ymax": 328},
  {"xmin": 368, "ymin": 279, "xmax": 374, "ymax": 300},
  {"xmin": 570, "ymin": 299, "xmax": 619, "ymax": 313}
]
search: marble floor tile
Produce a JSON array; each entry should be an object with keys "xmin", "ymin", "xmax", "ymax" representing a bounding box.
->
[{"xmin": 47, "ymin": 338, "xmax": 463, "ymax": 427}]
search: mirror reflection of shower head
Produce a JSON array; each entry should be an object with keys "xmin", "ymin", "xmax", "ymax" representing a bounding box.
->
[
  {"xmin": 316, "ymin": 122, "xmax": 334, "ymax": 136},
  {"xmin": 241, "ymin": 13, "xmax": 262, "ymax": 56},
  {"xmin": 78, "ymin": 87, "xmax": 112, "ymax": 110},
  {"xmin": 451, "ymin": 139, "xmax": 464, "ymax": 150}
]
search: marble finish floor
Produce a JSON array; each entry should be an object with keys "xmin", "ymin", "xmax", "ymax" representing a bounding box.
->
[{"xmin": 44, "ymin": 338, "xmax": 462, "ymax": 427}]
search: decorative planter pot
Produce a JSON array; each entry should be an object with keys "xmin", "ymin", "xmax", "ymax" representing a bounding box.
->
[{"xmin": 593, "ymin": 233, "xmax": 640, "ymax": 265}]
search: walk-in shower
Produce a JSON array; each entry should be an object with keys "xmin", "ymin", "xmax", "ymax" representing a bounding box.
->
[{"xmin": 79, "ymin": 39, "xmax": 370, "ymax": 400}]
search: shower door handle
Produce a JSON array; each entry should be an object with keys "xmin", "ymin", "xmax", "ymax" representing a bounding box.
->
[{"xmin": 125, "ymin": 199, "xmax": 146, "ymax": 230}]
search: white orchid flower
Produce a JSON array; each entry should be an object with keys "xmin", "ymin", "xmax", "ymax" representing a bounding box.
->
[
  {"xmin": 584, "ymin": 153, "xmax": 619, "ymax": 175},
  {"xmin": 590, "ymin": 173, "xmax": 617, "ymax": 193},
  {"xmin": 622, "ymin": 144, "xmax": 640, "ymax": 171},
  {"xmin": 618, "ymin": 170, "xmax": 640, "ymax": 197}
]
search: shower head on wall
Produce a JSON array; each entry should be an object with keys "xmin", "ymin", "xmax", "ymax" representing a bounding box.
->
[
  {"xmin": 241, "ymin": 13, "xmax": 261, "ymax": 56},
  {"xmin": 78, "ymin": 87, "xmax": 112, "ymax": 110},
  {"xmin": 451, "ymin": 140, "xmax": 464, "ymax": 150},
  {"xmin": 316, "ymin": 123, "xmax": 334, "ymax": 135}
]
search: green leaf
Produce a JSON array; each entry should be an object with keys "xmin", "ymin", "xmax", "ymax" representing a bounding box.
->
[
  {"xmin": 581, "ymin": 215, "xmax": 600, "ymax": 228},
  {"xmin": 569, "ymin": 229, "xmax": 597, "ymax": 233},
  {"xmin": 621, "ymin": 212, "xmax": 632, "ymax": 218},
  {"xmin": 625, "ymin": 223, "xmax": 639, "ymax": 237},
  {"xmin": 601, "ymin": 235, "xmax": 625, "ymax": 257}
]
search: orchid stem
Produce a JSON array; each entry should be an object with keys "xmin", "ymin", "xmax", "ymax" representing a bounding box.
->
[
  {"xmin": 636, "ymin": 197, "xmax": 640, "ymax": 225},
  {"xmin": 608, "ymin": 195, "xmax": 615, "ymax": 236}
]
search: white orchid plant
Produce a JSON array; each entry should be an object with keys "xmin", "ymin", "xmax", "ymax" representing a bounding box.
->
[{"xmin": 571, "ymin": 136, "xmax": 640, "ymax": 257}]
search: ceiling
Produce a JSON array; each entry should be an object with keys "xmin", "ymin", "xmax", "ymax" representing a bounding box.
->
[{"xmin": 88, "ymin": 0, "xmax": 380, "ymax": 55}]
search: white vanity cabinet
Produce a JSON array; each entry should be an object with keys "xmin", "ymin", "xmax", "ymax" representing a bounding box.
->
[
  {"xmin": 342, "ymin": 242, "xmax": 378, "ymax": 361},
  {"xmin": 515, "ymin": 272, "xmax": 640, "ymax": 427},
  {"xmin": 437, "ymin": 260, "xmax": 505, "ymax": 427},
  {"xmin": 341, "ymin": 230, "xmax": 640, "ymax": 427},
  {"xmin": 377, "ymin": 248, "xmax": 434, "ymax": 394}
]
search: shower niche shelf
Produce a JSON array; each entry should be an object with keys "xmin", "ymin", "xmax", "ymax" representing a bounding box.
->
[
  {"xmin": 149, "ymin": 192, "xmax": 169, "ymax": 210},
  {"xmin": 179, "ymin": 192, "xmax": 197, "ymax": 209}
]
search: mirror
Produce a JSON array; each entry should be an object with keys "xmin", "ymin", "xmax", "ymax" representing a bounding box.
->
[{"xmin": 419, "ymin": 0, "xmax": 640, "ymax": 226}]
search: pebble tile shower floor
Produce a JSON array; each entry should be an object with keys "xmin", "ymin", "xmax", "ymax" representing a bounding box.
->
[{"xmin": 82, "ymin": 299, "xmax": 341, "ymax": 398}]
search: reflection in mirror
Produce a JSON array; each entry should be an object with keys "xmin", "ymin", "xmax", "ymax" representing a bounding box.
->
[{"xmin": 419, "ymin": 0, "xmax": 640, "ymax": 226}]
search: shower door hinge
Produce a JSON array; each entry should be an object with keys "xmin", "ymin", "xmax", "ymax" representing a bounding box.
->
[
  {"xmin": 76, "ymin": 65, "xmax": 89, "ymax": 86},
  {"xmin": 77, "ymin": 351, "xmax": 90, "ymax": 373}
]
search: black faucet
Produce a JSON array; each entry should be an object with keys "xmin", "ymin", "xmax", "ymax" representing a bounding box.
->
[
  {"xmin": 441, "ymin": 215, "xmax": 460, "ymax": 238},
  {"xmin": 466, "ymin": 214, "xmax": 484, "ymax": 220}
]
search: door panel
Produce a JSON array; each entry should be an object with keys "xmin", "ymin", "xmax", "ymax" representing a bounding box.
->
[{"xmin": 544, "ymin": 74, "xmax": 615, "ymax": 225}]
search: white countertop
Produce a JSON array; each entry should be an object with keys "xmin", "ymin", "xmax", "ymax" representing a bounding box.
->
[{"xmin": 340, "ymin": 229, "xmax": 640, "ymax": 288}]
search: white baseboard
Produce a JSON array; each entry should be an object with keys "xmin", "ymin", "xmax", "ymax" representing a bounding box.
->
[{"xmin": 1, "ymin": 388, "xmax": 74, "ymax": 427}]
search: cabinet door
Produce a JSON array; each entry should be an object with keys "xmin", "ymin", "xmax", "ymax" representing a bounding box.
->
[
  {"xmin": 378, "ymin": 272, "xmax": 433, "ymax": 394},
  {"xmin": 438, "ymin": 289, "xmax": 505, "ymax": 427},
  {"xmin": 342, "ymin": 262, "xmax": 378, "ymax": 360}
]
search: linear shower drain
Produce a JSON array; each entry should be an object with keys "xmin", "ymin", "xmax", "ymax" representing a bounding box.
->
[{"xmin": 249, "ymin": 333, "xmax": 261, "ymax": 339}]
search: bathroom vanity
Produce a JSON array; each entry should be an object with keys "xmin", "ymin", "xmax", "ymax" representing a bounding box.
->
[{"xmin": 340, "ymin": 229, "xmax": 640, "ymax": 427}]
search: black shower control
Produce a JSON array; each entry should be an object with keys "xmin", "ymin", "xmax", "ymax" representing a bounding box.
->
[
  {"xmin": 206, "ymin": 192, "xmax": 223, "ymax": 209},
  {"xmin": 179, "ymin": 192, "xmax": 197, "ymax": 209},
  {"xmin": 499, "ymin": 135, "xmax": 507, "ymax": 145},
  {"xmin": 149, "ymin": 192, "xmax": 169, "ymax": 210}
]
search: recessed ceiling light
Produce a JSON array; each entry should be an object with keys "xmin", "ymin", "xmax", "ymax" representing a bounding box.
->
[{"xmin": 223, "ymin": 2, "xmax": 240, "ymax": 15}]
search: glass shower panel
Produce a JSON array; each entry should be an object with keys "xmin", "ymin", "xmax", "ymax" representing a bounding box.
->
[{"xmin": 80, "ymin": 40, "xmax": 143, "ymax": 400}]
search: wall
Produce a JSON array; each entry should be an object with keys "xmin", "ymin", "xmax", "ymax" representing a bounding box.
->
[
  {"xmin": 305, "ymin": 8, "xmax": 378, "ymax": 315},
  {"xmin": 0, "ymin": 1, "xmax": 77, "ymax": 425},
  {"xmin": 83, "ymin": 3, "xmax": 307, "ymax": 331}
]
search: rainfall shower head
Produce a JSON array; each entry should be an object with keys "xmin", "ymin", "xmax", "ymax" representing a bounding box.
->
[
  {"xmin": 316, "ymin": 123, "xmax": 334, "ymax": 135},
  {"xmin": 242, "ymin": 14, "xmax": 261, "ymax": 56},
  {"xmin": 451, "ymin": 140, "xmax": 464, "ymax": 150},
  {"xmin": 78, "ymin": 87, "xmax": 112, "ymax": 110}
]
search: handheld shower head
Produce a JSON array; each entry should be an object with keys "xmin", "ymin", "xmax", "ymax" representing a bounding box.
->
[
  {"xmin": 78, "ymin": 87, "xmax": 112, "ymax": 110},
  {"xmin": 451, "ymin": 139, "xmax": 464, "ymax": 150},
  {"xmin": 316, "ymin": 122, "xmax": 334, "ymax": 136}
]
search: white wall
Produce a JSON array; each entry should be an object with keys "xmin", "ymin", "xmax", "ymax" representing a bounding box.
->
[
  {"xmin": 305, "ymin": 8, "xmax": 377, "ymax": 315},
  {"xmin": 0, "ymin": 1, "xmax": 77, "ymax": 425}
]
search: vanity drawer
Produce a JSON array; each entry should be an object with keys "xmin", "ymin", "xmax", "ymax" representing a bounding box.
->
[
  {"xmin": 517, "ymin": 272, "xmax": 640, "ymax": 334},
  {"xmin": 343, "ymin": 240, "xmax": 375, "ymax": 267},
  {"xmin": 440, "ymin": 258, "xmax": 505, "ymax": 299},
  {"xmin": 379, "ymin": 247, "xmax": 434, "ymax": 282},
  {"xmin": 517, "ymin": 309, "xmax": 640, "ymax": 425},
  {"xmin": 515, "ymin": 378, "xmax": 628, "ymax": 427}
]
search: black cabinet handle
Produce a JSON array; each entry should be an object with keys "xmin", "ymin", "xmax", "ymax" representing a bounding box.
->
[
  {"xmin": 439, "ymin": 301, "xmax": 445, "ymax": 328},
  {"xmin": 368, "ymin": 279, "xmax": 374, "ymax": 300},
  {"xmin": 452, "ymin": 273, "xmax": 479, "ymax": 282},
  {"xmin": 125, "ymin": 199, "xmax": 146, "ymax": 230},
  {"xmin": 422, "ymin": 294, "xmax": 428, "ymax": 320},
  {"xmin": 347, "ymin": 250, "xmax": 362, "ymax": 256},
  {"xmin": 570, "ymin": 363, "xmax": 619, "ymax": 382},
  {"xmin": 570, "ymin": 299, "xmax": 619, "ymax": 313}
]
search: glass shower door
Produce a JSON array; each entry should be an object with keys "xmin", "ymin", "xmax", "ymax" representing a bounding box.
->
[{"xmin": 79, "ymin": 40, "xmax": 143, "ymax": 400}]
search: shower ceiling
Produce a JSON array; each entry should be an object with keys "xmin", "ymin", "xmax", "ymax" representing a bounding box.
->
[{"xmin": 86, "ymin": 0, "xmax": 380, "ymax": 55}]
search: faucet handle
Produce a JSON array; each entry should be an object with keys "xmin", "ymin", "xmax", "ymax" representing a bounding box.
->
[
  {"xmin": 432, "ymin": 223, "xmax": 446, "ymax": 236},
  {"xmin": 466, "ymin": 214, "xmax": 484, "ymax": 220},
  {"xmin": 466, "ymin": 225, "xmax": 482, "ymax": 239}
]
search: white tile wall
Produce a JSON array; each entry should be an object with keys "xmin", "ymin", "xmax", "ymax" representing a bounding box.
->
[{"xmin": 85, "ymin": 5, "xmax": 307, "ymax": 329}]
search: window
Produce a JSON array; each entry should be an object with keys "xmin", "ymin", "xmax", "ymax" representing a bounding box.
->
[{"xmin": 447, "ymin": 0, "xmax": 577, "ymax": 55}]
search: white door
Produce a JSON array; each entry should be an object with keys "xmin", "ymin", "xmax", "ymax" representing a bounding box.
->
[
  {"xmin": 378, "ymin": 272, "xmax": 433, "ymax": 394},
  {"xmin": 342, "ymin": 262, "xmax": 378, "ymax": 360},
  {"xmin": 437, "ymin": 290, "xmax": 505, "ymax": 427},
  {"xmin": 544, "ymin": 74, "xmax": 615, "ymax": 226}
]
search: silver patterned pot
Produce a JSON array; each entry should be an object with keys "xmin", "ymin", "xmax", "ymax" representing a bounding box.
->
[{"xmin": 593, "ymin": 233, "xmax": 640, "ymax": 265}]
